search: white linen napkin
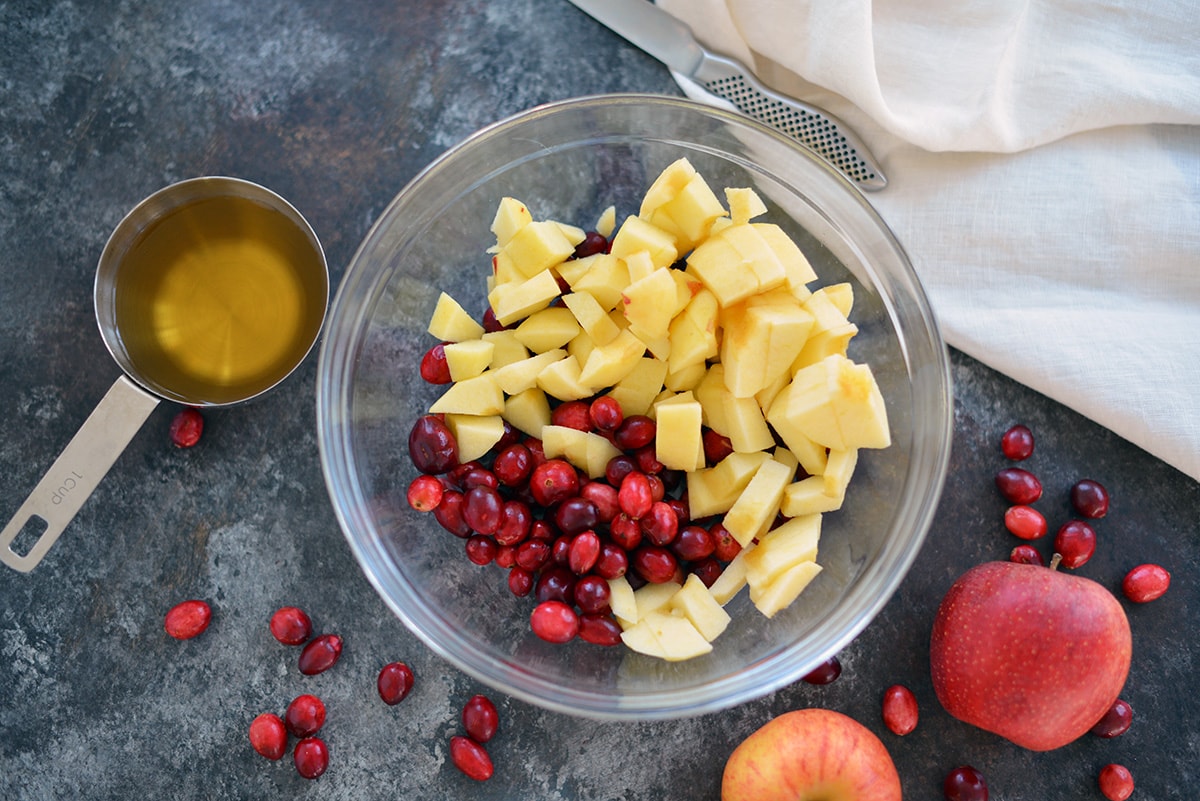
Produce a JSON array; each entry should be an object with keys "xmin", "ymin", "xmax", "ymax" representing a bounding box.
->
[{"xmin": 658, "ymin": 0, "xmax": 1200, "ymax": 482}]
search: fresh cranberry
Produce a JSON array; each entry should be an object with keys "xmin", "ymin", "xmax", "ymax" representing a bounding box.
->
[
  {"xmin": 605, "ymin": 454, "xmax": 637, "ymax": 487},
  {"xmin": 573, "ymin": 230, "xmax": 609, "ymax": 258},
  {"xmin": 535, "ymin": 566, "xmax": 576, "ymax": 605},
  {"xmin": 1000, "ymin": 424, "xmax": 1034, "ymax": 460},
  {"xmin": 1053, "ymin": 520, "xmax": 1096, "ymax": 568},
  {"xmin": 248, "ymin": 713, "xmax": 287, "ymax": 760},
  {"xmin": 529, "ymin": 459, "xmax": 579, "ymax": 506},
  {"xmin": 507, "ymin": 567, "xmax": 534, "ymax": 597},
  {"xmin": 169, "ymin": 407, "xmax": 204, "ymax": 448},
  {"xmin": 285, "ymin": 694, "xmax": 326, "ymax": 738},
  {"xmin": 494, "ymin": 545, "xmax": 516, "ymax": 569},
  {"xmin": 702, "ymin": 429, "xmax": 734, "ymax": 464},
  {"xmin": 673, "ymin": 525, "xmax": 716, "ymax": 561},
  {"xmin": 377, "ymin": 661, "xmax": 415, "ymax": 705},
  {"xmin": 1071, "ymin": 478, "xmax": 1110, "ymax": 518},
  {"xmin": 481, "ymin": 306, "xmax": 505, "ymax": 333},
  {"xmin": 269, "ymin": 606, "xmax": 312, "ymax": 646},
  {"xmin": 882, "ymin": 684, "xmax": 919, "ymax": 735},
  {"xmin": 618, "ymin": 472, "xmax": 654, "ymax": 520},
  {"xmin": 578, "ymin": 613, "xmax": 623, "ymax": 646},
  {"xmin": 609, "ymin": 513, "xmax": 643, "ymax": 550},
  {"xmin": 640, "ymin": 501, "xmax": 679, "ymax": 546},
  {"xmin": 420, "ymin": 343, "xmax": 452, "ymax": 384},
  {"xmin": 551, "ymin": 534, "xmax": 572, "ymax": 567},
  {"xmin": 588, "ymin": 396, "xmax": 623, "ymax": 431},
  {"xmin": 493, "ymin": 444, "xmax": 533, "ymax": 487},
  {"xmin": 711, "ymin": 522, "xmax": 741, "ymax": 561},
  {"xmin": 293, "ymin": 737, "xmax": 329, "ymax": 779},
  {"xmin": 573, "ymin": 574, "xmax": 611, "ymax": 614},
  {"xmin": 298, "ymin": 634, "xmax": 343, "ymax": 676},
  {"xmin": 530, "ymin": 600, "xmax": 580, "ymax": 643},
  {"xmin": 943, "ymin": 765, "xmax": 988, "ymax": 801},
  {"xmin": 465, "ymin": 534, "xmax": 498, "ymax": 566},
  {"xmin": 614, "ymin": 415, "xmax": 656, "ymax": 450},
  {"xmin": 555, "ymin": 497, "xmax": 599, "ymax": 535},
  {"xmin": 515, "ymin": 538, "xmax": 551, "ymax": 572},
  {"xmin": 1090, "ymin": 698, "xmax": 1132, "ymax": 738},
  {"xmin": 463, "ymin": 486, "xmax": 503, "ymax": 535},
  {"xmin": 593, "ymin": 542, "xmax": 629, "ymax": 579},
  {"xmin": 459, "ymin": 467, "xmax": 498, "ymax": 491},
  {"xmin": 579, "ymin": 481, "xmax": 619, "ymax": 522},
  {"xmin": 1098, "ymin": 764, "xmax": 1134, "ymax": 801},
  {"xmin": 568, "ymin": 530, "xmax": 601, "ymax": 575},
  {"xmin": 634, "ymin": 444, "xmax": 664, "ymax": 475},
  {"xmin": 994, "ymin": 467, "xmax": 1042, "ymax": 505},
  {"xmin": 632, "ymin": 545, "xmax": 678, "ymax": 584},
  {"xmin": 646, "ymin": 473, "xmax": 665, "ymax": 502},
  {"xmin": 446, "ymin": 461, "xmax": 483, "ymax": 489},
  {"xmin": 690, "ymin": 557, "xmax": 723, "ymax": 587},
  {"xmin": 164, "ymin": 599, "xmax": 211, "ymax": 640},
  {"xmin": 1008, "ymin": 544, "xmax": 1044, "ymax": 566},
  {"xmin": 462, "ymin": 694, "xmax": 500, "ymax": 743},
  {"xmin": 1122, "ymin": 563, "xmax": 1170, "ymax": 603},
  {"xmin": 449, "ymin": 735, "xmax": 494, "ymax": 781},
  {"xmin": 408, "ymin": 415, "xmax": 459, "ymax": 474},
  {"xmin": 802, "ymin": 656, "xmax": 842, "ymax": 685},
  {"xmin": 433, "ymin": 490, "xmax": 473, "ymax": 538},
  {"xmin": 407, "ymin": 474, "xmax": 445, "ymax": 512},
  {"xmin": 495, "ymin": 500, "xmax": 532, "ymax": 546},
  {"xmin": 1004, "ymin": 504, "xmax": 1047, "ymax": 540},
  {"xmin": 551, "ymin": 400, "xmax": 592, "ymax": 431},
  {"xmin": 524, "ymin": 437, "xmax": 546, "ymax": 466}
]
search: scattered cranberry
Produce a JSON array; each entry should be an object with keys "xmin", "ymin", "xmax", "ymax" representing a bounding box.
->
[
  {"xmin": 419, "ymin": 343, "xmax": 452, "ymax": 384},
  {"xmin": 433, "ymin": 490, "xmax": 472, "ymax": 538},
  {"xmin": 248, "ymin": 713, "xmax": 287, "ymax": 760},
  {"xmin": 377, "ymin": 661, "xmax": 415, "ymax": 705},
  {"xmin": 169, "ymin": 407, "xmax": 204, "ymax": 448},
  {"xmin": 567, "ymin": 530, "xmax": 601, "ymax": 575},
  {"xmin": 1098, "ymin": 763, "xmax": 1134, "ymax": 801},
  {"xmin": 164, "ymin": 599, "xmax": 211, "ymax": 640},
  {"xmin": 408, "ymin": 415, "xmax": 459, "ymax": 474},
  {"xmin": 492, "ymin": 444, "xmax": 533, "ymax": 487},
  {"xmin": 580, "ymin": 481, "xmax": 619, "ymax": 522},
  {"xmin": 1003, "ymin": 504, "xmax": 1047, "ymax": 540},
  {"xmin": 298, "ymin": 634, "xmax": 343, "ymax": 675},
  {"xmin": 593, "ymin": 542, "xmax": 629, "ymax": 580},
  {"xmin": 1053, "ymin": 520, "xmax": 1096, "ymax": 568},
  {"xmin": 551, "ymin": 400, "xmax": 591, "ymax": 432},
  {"xmin": 673, "ymin": 525, "xmax": 716, "ymax": 561},
  {"xmin": 573, "ymin": 574, "xmax": 611, "ymax": 614},
  {"xmin": 999, "ymin": 424, "xmax": 1034, "ymax": 460},
  {"xmin": 495, "ymin": 500, "xmax": 532, "ymax": 546},
  {"xmin": 464, "ymin": 534, "xmax": 498, "ymax": 566},
  {"xmin": 632, "ymin": 545, "xmax": 679, "ymax": 584},
  {"xmin": 802, "ymin": 656, "xmax": 842, "ymax": 685},
  {"xmin": 481, "ymin": 306, "xmax": 505, "ymax": 333},
  {"xmin": 1122, "ymin": 563, "xmax": 1170, "ymax": 603},
  {"xmin": 881, "ymin": 684, "xmax": 918, "ymax": 735},
  {"xmin": 702, "ymin": 429, "xmax": 734, "ymax": 464},
  {"xmin": 555, "ymin": 497, "xmax": 599, "ymax": 536},
  {"xmin": 640, "ymin": 501, "xmax": 679, "ymax": 546},
  {"xmin": 1090, "ymin": 698, "xmax": 1133, "ymax": 738},
  {"xmin": 1009, "ymin": 544, "xmax": 1044, "ymax": 566},
  {"xmin": 994, "ymin": 467, "xmax": 1042, "ymax": 505},
  {"xmin": 293, "ymin": 736, "xmax": 329, "ymax": 779},
  {"xmin": 609, "ymin": 513, "xmax": 643, "ymax": 550},
  {"xmin": 605, "ymin": 454, "xmax": 637, "ymax": 487},
  {"xmin": 463, "ymin": 486, "xmax": 503, "ymax": 535},
  {"xmin": 530, "ymin": 600, "xmax": 580, "ymax": 643},
  {"xmin": 535, "ymin": 566, "xmax": 576, "ymax": 604},
  {"xmin": 618, "ymin": 472, "xmax": 654, "ymax": 520},
  {"xmin": 573, "ymin": 230, "xmax": 609, "ymax": 258},
  {"xmin": 614, "ymin": 415, "xmax": 655, "ymax": 450},
  {"xmin": 507, "ymin": 566, "xmax": 533, "ymax": 597},
  {"xmin": 1070, "ymin": 478, "xmax": 1110, "ymax": 518},
  {"xmin": 943, "ymin": 765, "xmax": 988, "ymax": 801},
  {"xmin": 711, "ymin": 523, "xmax": 741, "ymax": 561},
  {"xmin": 449, "ymin": 734, "xmax": 494, "ymax": 781},
  {"xmin": 285, "ymin": 694, "xmax": 326, "ymax": 738},
  {"xmin": 462, "ymin": 694, "xmax": 500, "ymax": 743},
  {"xmin": 407, "ymin": 475, "xmax": 445, "ymax": 512}
]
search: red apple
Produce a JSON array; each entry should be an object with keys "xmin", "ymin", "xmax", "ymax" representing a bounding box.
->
[
  {"xmin": 722, "ymin": 708, "xmax": 902, "ymax": 801},
  {"xmin": 930, "ymin": 560, "xmax": 1131, "ymax": 751}
]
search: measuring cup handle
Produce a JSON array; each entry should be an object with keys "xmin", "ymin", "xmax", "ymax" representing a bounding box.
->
[{"xmin": 1, "ymin": 376, "xmax": 160, "ymax": 572}]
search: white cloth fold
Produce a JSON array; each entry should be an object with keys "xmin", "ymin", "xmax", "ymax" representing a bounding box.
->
[{"xmin": 658, "ymin": 0, "xmax": 1200, "ymax": 482}]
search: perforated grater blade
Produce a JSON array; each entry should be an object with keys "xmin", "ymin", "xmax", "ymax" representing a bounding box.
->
[{"xmin": 566, "ymin": 0, "xmax": 888, "ymax": 191}]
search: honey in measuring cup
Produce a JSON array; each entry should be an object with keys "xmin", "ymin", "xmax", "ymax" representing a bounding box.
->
[{"xmin": 112, "ymin": 194, "xmax": 327, "ymax": 405}]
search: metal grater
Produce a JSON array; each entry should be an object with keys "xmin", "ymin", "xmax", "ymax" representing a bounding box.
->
[{"xmin": 566, "ymin": 0, "xmax": 888, "ymax": 191}]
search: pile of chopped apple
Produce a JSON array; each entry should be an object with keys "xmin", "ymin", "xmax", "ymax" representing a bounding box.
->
[{"xmin": 424, "ymin": 158, "xmax": 890, "ymax": 661}]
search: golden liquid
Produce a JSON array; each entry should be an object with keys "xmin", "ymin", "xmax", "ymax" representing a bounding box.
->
[{"xmin": 114, "ymin": 196, "xmax": 325, "ymax": 405}]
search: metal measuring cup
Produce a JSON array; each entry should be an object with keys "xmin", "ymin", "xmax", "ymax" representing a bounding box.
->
[{"xmin": 1, "ymin": 177, "xmax": 328, "ymax": 572}]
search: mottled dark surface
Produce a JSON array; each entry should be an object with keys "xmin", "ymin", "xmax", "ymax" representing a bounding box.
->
[{"xmin": 1, "ymin": 2, "xmax": 1197, "ymax": 799}]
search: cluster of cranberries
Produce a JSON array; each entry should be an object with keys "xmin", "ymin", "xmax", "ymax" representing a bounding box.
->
[
  {"xmin": 449, "ymin": 694, "xmax": 502, "ymax": 781},
  {"xmin": 408, "ymin": 394, "xmax": 744, "ymax": 648}
]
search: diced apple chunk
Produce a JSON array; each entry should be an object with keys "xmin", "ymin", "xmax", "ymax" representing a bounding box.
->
[
  {"xmin": 488, "ymin": 269, "xmax": 562, "ymax": 326},
  {"xmin": 610, "ymin": 215, "xmax": 678, "ymax": 270},
  {"xmin": 708, "ymin": 548, "xmax": 751, "ymax": 605},
  {"xmin": 577, "ymin": 328, "xmax": 645, "ymax": 389},
  {"xmin": 502, "ymin": 219, "xmax": 576, "ymax": 279},
  {"xmin": 427, "ymin": 292, "xmax": 484, "ymax": 342},
  {"xmin": 536, "ymin": 354, "xmax": 593, "ymax": 401},
  {"xmin": 608, "ymin": 575, "xmax": 638, "ymax": 626},
  {"xmin": 561, "ymin": 290, "xmax": 621, "ymax": 346},
  {"xmin": 443, "ymin": 339, "xmax": 494, "ymax": 381},
  {"xmin": 429, "ymin": 374, "xmax": 504, "ymax": 416},
  {"xmin": 750, "ymin": 560, "xmax": 823, "ymax": 618},
  {"xmin": 722, "ymin": 458, "xmax": 794, "ymax": 547},
  {"xmin": 743, "ymin": 514, "xmax": 821, "ymax": 589},
  {"xmin": 502, "ymin": 387, "xmax": 551, "ymax": 437},
  {"xmin": 607, "ymin": 357, "xmax": 669, "ymax": 418},
  {"xmin": 443, "ymin": 414, "xmax": 506, "ymax": 463},
  {"xmin": 636, "ymin": 611, "xmax": 713, "ymax": 661},
  {"xmin": 490, "ymin": 349, "xmax": 567, "ymax": 395},
  {"xmin": 654, "ymin": 397, "xmax": 704, "ymax": 472},
  {"xmin": 669, "ymin": 573, "xmax": 731, "ymax": 642},
  {"xmin": 634, "ymin": 581, "xmax": 683, "ymax": 621},
  {"xmin": 726, "ymin": 186, "xmax": 768, "ymax": 225},
  {"xmin": 491, "ymin": 197, "xmax": 533, "ymax": 248},
  {"xmin": 513, "ymin": 306, "xmax": 581, "ymax": 353}
]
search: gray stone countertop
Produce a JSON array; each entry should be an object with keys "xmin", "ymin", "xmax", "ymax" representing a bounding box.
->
[{"xmin": 1, "ymin": 1, "xmax": 1196, "ymax": 799}]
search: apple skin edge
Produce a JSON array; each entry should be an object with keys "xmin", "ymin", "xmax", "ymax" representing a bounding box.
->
[
  {"xmin": 721, "ymin": 708, "xmax": 902, "ymax": 801},
  {"xmin": 930, "ymin": 560, "xmax": 1132, "ymax": 751}
]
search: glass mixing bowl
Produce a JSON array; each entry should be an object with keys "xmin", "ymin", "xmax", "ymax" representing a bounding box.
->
[{"xmin": 317, "ymin": 94, "xmax": 952, "ymax": 720}]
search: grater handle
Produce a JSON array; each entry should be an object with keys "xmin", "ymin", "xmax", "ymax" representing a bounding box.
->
[{"xmin": 690, "ymin": 52, "xmax": 887, "ymax": 191}]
